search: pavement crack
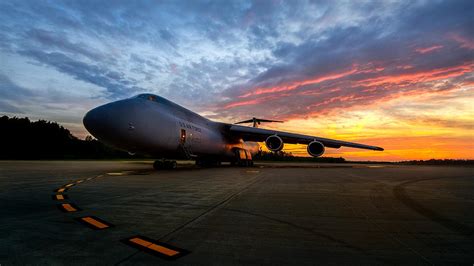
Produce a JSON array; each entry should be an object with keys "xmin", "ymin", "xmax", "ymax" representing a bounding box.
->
[
  {"xmin": 341, "ymin": 171, "xmax": 434, "ymax": 265},
  {"xmin": 114, "ymin": 174, "xmax": 263, "ymax": 264},
  {"xmin": 158, "ymin": 174, "xmax": 264, "ymax": 241},
  {"xmin": 393, "ymin": 176, "xmax": 474, "ymax": 240},
  {"xmin": 223, "ymin": 207, "xmax": 367, "ymax": 254}
]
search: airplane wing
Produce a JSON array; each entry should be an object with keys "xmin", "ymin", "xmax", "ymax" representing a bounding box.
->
[{"xmin": 227, "ymin": 124, "xmax": 383, "ymax": 151}]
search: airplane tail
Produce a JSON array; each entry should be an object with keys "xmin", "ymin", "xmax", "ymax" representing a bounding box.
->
[{"xmin": 235, "ymin": 117, "xmax": 283, "ymax": 128}]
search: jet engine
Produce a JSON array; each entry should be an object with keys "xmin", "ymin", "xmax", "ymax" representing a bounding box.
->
[
  {"xmin": 307, "ymin": 141, "xmax": 325, "ymax": 157},
  {"xmin": 265, "ymin": 135, "xmax": 284, "ymax": 152}
]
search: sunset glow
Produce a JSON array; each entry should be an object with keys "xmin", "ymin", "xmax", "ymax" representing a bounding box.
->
[{"xmin": 0, "ymin": 1, "xmax": 472, "ymax": 161}]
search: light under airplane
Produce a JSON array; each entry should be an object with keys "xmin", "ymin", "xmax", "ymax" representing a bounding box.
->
[{"xmin": 83, "ymin": 94, "xmax": 383, "ymax": 169}]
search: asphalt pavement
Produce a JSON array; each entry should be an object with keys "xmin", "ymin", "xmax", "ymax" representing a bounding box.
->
[{"xmin": 0, "ymin": 161, "xmax": 473, "ymax": 265}]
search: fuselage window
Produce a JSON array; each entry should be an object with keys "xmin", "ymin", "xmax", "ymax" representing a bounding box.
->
[{"xmin": 180, "ymin": 129, "xmax": 186, "ymax": 144}]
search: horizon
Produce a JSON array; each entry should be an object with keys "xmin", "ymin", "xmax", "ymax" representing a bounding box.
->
[
  {"xmin": 3, "ymin": 114, "xmax": 473, "ymax": 163},
  {"xmin": 1, "ymin": 1, "xmax": 473, "ymax": 161}
]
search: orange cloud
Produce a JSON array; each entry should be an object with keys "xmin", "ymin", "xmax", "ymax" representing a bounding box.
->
[
  {"xmin": 359, "ymin": 63, "xmax": 473, "ymax": 87},
  {"xmin": 415, "ymin": 45, "xmax": 443, "ymax": 54},
  {"xmin": 224, "ymin": 98, "xmax": 262, "ymax": 109},
  {"xmin": 215, "ymin": 54, "xmax": 473, "ymax": 162},
  {"xmin": 222, "ymin": 62, "xmax": 473, "ymax": 112},
  {"xmin": 449, "ymin": 33, "xmax": 474, "ymax": 50},
  {"xmin": 239, "ymin": 67, "xmax": 359, "ymax": 98},
  {"xmin": 251, "ymin": 84, "xmax": 473, "ymax": 162},
  {"xmin": 223, "ymin": 93, "xmax": 287, "ymax": 109}
]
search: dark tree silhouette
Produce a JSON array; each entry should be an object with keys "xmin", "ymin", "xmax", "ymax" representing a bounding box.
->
[
  {"xmin": 399, "ymin": 159, "xmax": 473, "ymax": 165},
  {"xmin": 254, "ymin": 150, "xmax": 346, "ymax": 163},
  {"xmin": 0, "ymin": 115, "xmax": 140, "ymax": 159}
]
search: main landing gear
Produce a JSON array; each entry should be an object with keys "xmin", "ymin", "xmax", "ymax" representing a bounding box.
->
[
  {"xmin": 231, "ymin": 148, "xmax": 254, "ymax": 167},
  {"xmin": 153, "ymin": 159, "xmax": 177, "ymax": 170}
]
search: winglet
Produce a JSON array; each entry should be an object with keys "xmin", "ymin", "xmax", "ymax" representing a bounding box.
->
[{"xmin": 235, "ymin": 117, "xmax": 283, "ymax": 128}]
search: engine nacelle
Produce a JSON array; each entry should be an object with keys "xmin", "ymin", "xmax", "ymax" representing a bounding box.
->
[
  {"xmin": 265, "ymin": 135, "xmax": 284, "ymax": 152},
  {"xmin": 307, "ymin": 141, "xmax": 325, "ymax": 157}
]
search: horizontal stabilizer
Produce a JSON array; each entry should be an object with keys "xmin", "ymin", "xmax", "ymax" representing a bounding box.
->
[{"xmin": 235, "ymin": 117, "xmax": 283, "ymax": 128}]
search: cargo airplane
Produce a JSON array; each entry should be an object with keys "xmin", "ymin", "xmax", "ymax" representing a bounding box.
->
[{"xmin": 83, "ymin": 94, "xmax": 383, "ymax": 169}]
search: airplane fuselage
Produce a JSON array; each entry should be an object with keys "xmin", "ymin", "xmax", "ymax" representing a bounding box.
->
[{"xmin": 83, "ymin": 94, "xmax": 259, "ymax": 162}]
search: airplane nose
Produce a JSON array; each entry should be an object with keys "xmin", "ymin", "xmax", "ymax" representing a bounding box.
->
[
  {"xmin": 83, "ymin": 105, "xmax": 107, "ymax": 138},
  {"xmin": 83, "ymin": 100, "xmax": 132, "ymax": 141},
  {"xmin": 83, "ymin": 99, "xmax": 144, "ymax": 152},
  {"xmin": 83, "ymin": 108, "xmax": 98, "ymax": 135}
]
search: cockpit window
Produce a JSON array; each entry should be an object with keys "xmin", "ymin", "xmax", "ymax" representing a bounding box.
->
[
  {"xmin": 136, "ymin": 94, "xmax": 158, "ymax": 102},
  {"xmin": 134, "ymin": 94, "xmax": 175, "ymax": 108}
]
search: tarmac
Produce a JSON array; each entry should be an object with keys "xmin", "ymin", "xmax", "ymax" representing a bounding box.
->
[{"xmin": 0, "ymin": 161, "xmax": 473, "ymax": 265}]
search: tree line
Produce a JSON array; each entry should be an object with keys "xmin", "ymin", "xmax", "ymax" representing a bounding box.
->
[
  {"xmin": 0, "ymin": 116, "xmax": 141, "ymax": 159},
  {"xmin": 254, "ymin": 150, "xmax": 346, "ymax": 163},
  {"xmin": 398, "ymin": 159, "xmax": 473, "ymax": 165}
]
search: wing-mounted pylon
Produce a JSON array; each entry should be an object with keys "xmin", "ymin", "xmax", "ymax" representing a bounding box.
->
[{"xmin": 235, "ymin": 117, "xmax": 283, "ymax": 128}]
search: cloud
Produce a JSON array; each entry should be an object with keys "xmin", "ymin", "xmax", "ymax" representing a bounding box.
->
[
  {"xmin": 415, "ymin": 45, "xmax": 444, "ymax": 54},
  {"xmin": 449, "ymin": 33, "xmax": 474, "ymax": 50},
  {"xmin": 19, "ymin": 50, "xmax": 141, "ymax": 99},
  {"xmin": 0, "ymin": 73, "xmax": 34, "ymax": 100},
  {"xmin": 0, "ymin": 0, "xmax": 473, "ymax": 159},
  {"xmin": 0, "ymin": 101, "xmax": 24, "ymax": 113},
  {"xmin": 27, "ymin": 28, "xmax": 105, "ymax": 61},
  {"xmin": 213, "ymin": 0, "xmax": 474, "ymax": 122}
]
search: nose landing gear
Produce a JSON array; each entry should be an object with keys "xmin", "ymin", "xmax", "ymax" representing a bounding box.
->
[{"xmin": 153, "ymin": 160, "xmax": 178, "ymax": 170}]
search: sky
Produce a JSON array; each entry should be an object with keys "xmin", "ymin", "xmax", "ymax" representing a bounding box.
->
[{"xmin": 0, "ymin": 0, "xmax": 473, "ymax": 161}]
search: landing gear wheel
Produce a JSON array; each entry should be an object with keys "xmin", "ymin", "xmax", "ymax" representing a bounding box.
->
[
  {"xmin": 195, "ymin": 159, "xmax": 202, "ymax": 166},
  {"xmin": 153, "ymin": 160, "xmax": 164, "ymax": 170},
  {"xmin": 237, "ymin": 160, "xmax": 253, "ymax": 167},
  {"xmin": 153, "ymin": 160, "xmax": 177, "ymax": 170},
  {"xmin": 169, "ymin": 161, "xmax": 177, "ymax": 169}
]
